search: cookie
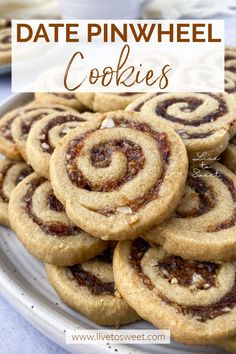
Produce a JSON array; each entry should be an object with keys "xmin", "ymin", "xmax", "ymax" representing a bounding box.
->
[
  {"xmin": 46, "ymin": 247, "xmax": 139, "ymax": 327},
  {"xmin": 113, "ymin": 238, "xmax": 236, "ymax": 344},
  {"xmin": 0, "ymin": 159, "xmax": 32, "ymax": 226},
  {"xmin": 50, "ymin": 110, "xmax": 188, "ymax": 240},
  {"xmin": 144, "ymin": 162, "xmax": 236, "ymax": 262},
  {"xmin": 9, "ymin": 173, "xmax": 107, "ymax": 266},
  {"xmin": 0, "ymin": 102, "xmax": 77, "ymax": 160},
  {"xmin": 75, "ymin": 93, "xmax": 145, "ymax": 112},
  {"xmin": 225, "ymin": 47, "xmax": 236, "ymax": 95},
  {"xmin": 126, "ymin": 93, "xmax": 236, "ymax": 163},
  {"xmin": 0, "ymin": 19, "xmax": 11, "ymax": 30},
  {"xmin": 26, "ymin": 111, "xmax": 99, "ymax": 179},
  {"xmin": 35, "ymin": 93, "xmax": 85, "ymax": 111},
  {"xmin": 222, "ymin": 135, "xmax": 236, "ymax": 174},
  {"xmin": 218, "ymin": 337, "xmax": 236, "ymax": 354},
  {"xmin": 0, "ymin": 28, "xmax": 11, "ymax": 65}
]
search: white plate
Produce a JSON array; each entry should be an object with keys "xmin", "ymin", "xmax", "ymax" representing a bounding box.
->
[
  {"xmin": 0, "ymin": 64, "xmax": 11, "ymax": 75},
  {"xmin": 0, "ymin": 93, "xmax": 227, "ymax": 354}
]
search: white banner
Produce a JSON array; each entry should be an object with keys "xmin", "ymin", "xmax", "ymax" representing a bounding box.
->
[
  {"xmin": 12, "ymin": 20, "xmax": 225, "ymax": 93},
  {"xmin": 66, "ymin": 329, "xmax": 171, "ymax": 344}
]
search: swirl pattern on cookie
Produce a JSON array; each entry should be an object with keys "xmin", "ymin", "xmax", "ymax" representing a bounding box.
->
[
  {"xmin": 46, "ymin": 247, "xmax": 139, "ymax": 326},
  {"xmin": 75, "ymin": 92, "xmax": 145, "ymax": 112},
  {"xmin": 35, "ymin": 92, "xmax": 85, "ymax": 111},
  {"xmin": 0, "ymin": 159, "xmax": 33, "ymax": 226},
  {"xmin": 113, "ymin": 239, "xmax": 236, "ymax": 344},
  {"xmin": 9, "ymin": 173, "xmax": 107, "ymax": 266},
  {"xmin": 145, "ymin": 162, "xmax": 236, "ymax": 261},
  {"xmin": 50, "ymin": 110, "xmax": 188, "ymax": 240},
  {"xmin": 26, "ymin": 111, "xmax": 99, "ymax": 179},
  {"xmin": 225, "ymin": 47, "xmax": 236, "ymax": 95},
  {"xmin": 0, "ymin": 102, "xmax": 77, "ymax": 160},
  {"xmin": 222, "ymin": 133, "xmax": 236, "ymax": 174},
  {"xmin": 126, "ymin": 93, "xmax": 236, "ymax": 162},
  {"xmin": 0, "ymin": 28, "xmax": 11, "ymax": 65}
]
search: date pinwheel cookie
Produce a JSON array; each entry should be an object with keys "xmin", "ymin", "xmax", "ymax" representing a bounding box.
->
[
  {"xmin": 126, "ymin": 93, "xmax": 236, "ymax": 162},
  {"xmin": 113, "ymin": 239, "xmax": 236, "ymax": 345},
  {"xmin": 218, "ymin": 337, "xmax": 236, "ymax": 354},
  {"xmin": 0, "ymin": 159, "xmax": 32, "ymax": 226},
  {"xmin": 0, "ymin": 27, "xmax": 11, "ymax": 65},
  {"xmin": 0, "ymin": 102, "xmax": 77, "ymax": 160},
  {"xmin": 225, "ymin": 47, "xmax": 236, "ymax": 96},
  {"xmin": 26, "ymin": 111, "xmax": 99, "ymax": 179},
  {"xmin": 75, "ymin": 92, "xmax": 145, "ymax": 112},
  {"xmin": 50, "ymin": 110, "xmax": 188, "ymax": 240},
  {"xmin": 35, "ymin": 93, "xmax": 85, "ymax": 111},
  {"xmin": 222, "ymin": 134, "xmax": 236, "ymax": 174},
  {"xmin": 46, "ymin": 247, "xmax": 139, "ymax": 327},
  {"xmin": 9, "ymin": 173, "xmax": 107, "ymax": 266},
  {"xmin": 144, "ymin": 162, "xmax": 236, "ymax": 262}
]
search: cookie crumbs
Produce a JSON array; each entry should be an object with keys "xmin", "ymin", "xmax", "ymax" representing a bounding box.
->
[
  {"xmin": 100, "ymin": 118, "xmax": 116, "ymax": 129},
  {"xmin": 117, "ymin": 206, "xmax": 132, "ymax": 215},
  {"xmin": 171, "ymin": 277, "xmax": 178, "ymax": 285},
  {"xmin": 41, "ymin": 142, "xmax": 50, "ymax": 150}
]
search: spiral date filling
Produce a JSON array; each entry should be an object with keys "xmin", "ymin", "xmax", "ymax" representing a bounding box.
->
[
  {"xmin": 1, "ymin": 35, "xmax": 11, "ymax": 46},
  {"xmin": 134, "ymin": 94, "xmax": 228, "ymax": 139},
  {"xmin": 230, "ymin": 135, "xmax": 236, "ymax": 145},
  {"xmin": 207, "ymin": 168, "xmax": 236, "ymax": 232},
  {"xmin": 225, "ymin": 75, "xmax": 236, "ymax": 94},
  {"xmin": 69, "ymin": 247, "xmax": 115, "ymax": 295},
  {"xmin": 39, "ymin": 115, "xmax": 85, "ymax": 153},
  {"xmin": 23, "ymin": 177, "xmax": 80, "ymax": 236},
  {"xmin": 0, "ymin": 163, "xmax": 32, "ymax": 203},
  {"xmin": 66, "ymin": 119, "xmax": 170, "ymax": 214},
  {"xmin": 174, "ymin": 168, "xmax": 236, "ymax": 231},
  {"xmin": 0, "ymin": 162, "xmax": 16, "ymax": 202},
  {"xmin": 0, "ymin": 106, "xmax": 68, "ymax": 142},
  {"xmin": 21, "ymin": 113, "xmax": 48, "ymax": 136},
  {"xmin": 130, "ymin": 239, "xmax": 236, "ymax": 322},
  {"xmin": 156, "ymin": 256, "xmax": 218, "ymax": 289},
  {"xmin": 0, "ymin": 20, "xmax": 11, "ymax": 29},
  {"xmin": 68, "ymin": 264, "xmax": 115, "ymax": 295},
  {"xmin": 52, "ymin": 93, "xmax": 76, "ymax": 100},
  {"xmin": 175, "ymin": 177, "xmax": 216, "ymax": 218}
]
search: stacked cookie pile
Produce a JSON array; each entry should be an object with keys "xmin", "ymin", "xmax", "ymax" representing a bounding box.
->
[
  {"xmin": 0, "ymin": 19, "xmax": 11, "ymax": 65},
  {"xmin": 0, "ymin": 52, "xmax": 236, "ymax": 353}
]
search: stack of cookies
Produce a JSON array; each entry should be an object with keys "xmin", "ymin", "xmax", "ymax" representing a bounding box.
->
[
  {"xmin": 0, "ymin": 50, "xmax": 236, "ymax": 353},
  {"xmin": 0, "ymin": 19, "xmax": 11, "ymax": 65}
]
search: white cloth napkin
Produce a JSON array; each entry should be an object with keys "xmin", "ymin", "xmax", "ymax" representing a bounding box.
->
[{"xmin": 144, "ymin": 0, "xmax": 236, "ymax": 19}]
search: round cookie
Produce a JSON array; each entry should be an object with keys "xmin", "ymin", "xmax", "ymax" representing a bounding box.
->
[
  {"xmin": 50, "ymin": 110, "xmax": 188, "ymax": 240},
  {"xmin": 35, "ymin": 93, "xmax": 85, "ymax": 111},
  {"xmin": 126, "ymin": 93, "xmax": 236, "ymax": 163},
  {"xmin": 113, "ymin": 238, "xmax": 236, "ymax": 344},
  {"xmin": 75, "ymin": 93, "xmax": 145, "ymax": 112},
  {"xmin": 144, "ymin": 162, "xmax": 236, "ymax": 262},
  {"xmin": 9, "ymin": 172, "xmax": 107, "ymax": 266},
  {"xmin": 26, "ymin": 111, "xmax": 99, "ymax": 179},
  {"xmin": 0, "ymin": 159, "xmax": 32, "ymax": 227},
  {"xmin": 218, "ymin": 337, "xmax": 236, "ymax": 354},
  {"xmin": 225, "ymin": 47, "xmax": 236, "ymax": 95},
  {"xmin": 0, "ymin": 28, "xmax": 11, "ymax": 65},
  {"xmin": 222, "ymin": 134, "xmax": 236, "ymax": 174},
  {"xmin": 0, "ymin": 102, "xmax": 77, "ymax": 160},
  {"xmin": 46, "ymin": 247, "xmax": 139, "ymax": 327}
]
